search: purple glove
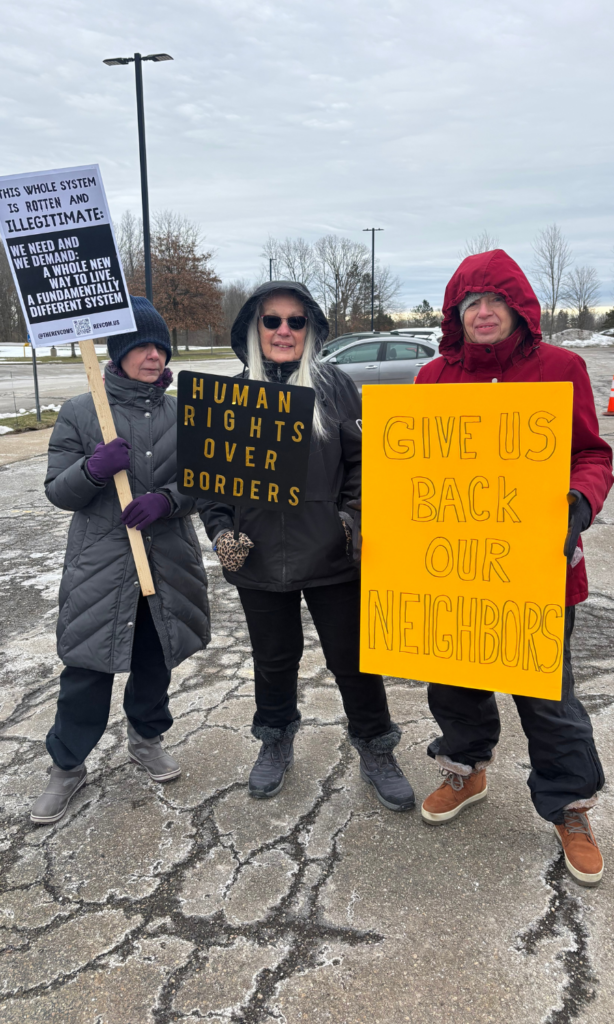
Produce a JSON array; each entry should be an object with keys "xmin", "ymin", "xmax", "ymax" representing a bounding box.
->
[
  {"xmin": 121, "ymin": 492, "xmax": 171, "ymax": 530},
  {"xmin": 87, "ymin": 437, "xmax": 131, "ymax": 482}
]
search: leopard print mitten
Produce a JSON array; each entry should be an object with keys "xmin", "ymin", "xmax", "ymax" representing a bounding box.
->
[
  {"xmin": 215, "ymin": 531, "xmax": 255, "ymax": 572},
  {"xmin": 340, "ymin": 517, "xmax": 352, "ymax": 553}
]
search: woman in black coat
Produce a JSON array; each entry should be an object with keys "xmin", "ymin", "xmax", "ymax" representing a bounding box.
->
[{"xmin": 199, "ymin": 281, "xmax": 414, "ymax": 810}]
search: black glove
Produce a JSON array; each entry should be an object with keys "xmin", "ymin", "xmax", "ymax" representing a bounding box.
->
[
  {"xmin": 347, "ymin": 499, "xmax": 362, "ymax": 562},
  {"xmin": 564, "ymin": 490, "xmax": 592, "ymax": 564}
]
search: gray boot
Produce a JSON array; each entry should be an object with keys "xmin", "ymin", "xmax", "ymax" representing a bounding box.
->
[
  {"xmin": 248, "ymin": 719, "xmax": 300, "ymax": 799},
  {"xmin": 127, "ymin": 722, "xmax": 181, "ymax": 781},
  {"xmin": 351, "ymin": 724, "xmax": 415, "ymax": 811},
  {"xmin": 30, "ymin": 763, "xmax": 87, "ymax": 824}
]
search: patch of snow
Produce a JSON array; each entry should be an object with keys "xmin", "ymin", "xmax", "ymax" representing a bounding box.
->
[
  {"xmin": 0, "ymin": 425, "xmax": 14, "ymax": 435},
  {"xmin": 0, "ymin": 344, "xmax": 107, "ymax": 357},
  {"xmin": 562, "ymin": 334, "xmax": 614, "ymax": 348},
  {"xmin": 0, "ymin": 403, "xmax": 61, "ymax": 420}
]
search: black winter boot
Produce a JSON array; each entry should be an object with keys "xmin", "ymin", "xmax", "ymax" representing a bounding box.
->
[
  {"xmin": 351, "ymin": 724, "xmax": 415, "ymax": 811},
  {"xmin": 248, "ymin": 719, "xmax": 300, "ymax": 799}
]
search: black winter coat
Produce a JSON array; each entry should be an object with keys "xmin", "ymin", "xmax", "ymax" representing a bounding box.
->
[{"xmin": 198, "ymin": 281, "xmax": 362, "ymax": 592}]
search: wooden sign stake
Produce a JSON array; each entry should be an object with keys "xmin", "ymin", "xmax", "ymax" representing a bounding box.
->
[{"xmin": 79, "ymin": 339, "xmax": 156, "ymax": 596}]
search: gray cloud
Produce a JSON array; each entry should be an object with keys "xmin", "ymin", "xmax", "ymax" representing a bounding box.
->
[{"xmin": 2, "ymin": 0, "xmax": 613, "ymax": 308}]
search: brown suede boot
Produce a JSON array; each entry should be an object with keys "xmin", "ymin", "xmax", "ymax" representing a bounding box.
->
[
  {"xmin": 421, "ymin": 768, "xmax": 487, "ymax": 824},
  {"xmin": 555, "ymin": 811, "xmax": 603, "ymax": 887}
]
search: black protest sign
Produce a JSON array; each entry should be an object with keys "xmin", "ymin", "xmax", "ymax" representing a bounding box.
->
[
  {"xmin": 177, "ymin": 372, "xmax": 314, "ymax": 510},
  {"xmin": 0, "ymin": 165, "xmax": 136, "ymax": 347}
]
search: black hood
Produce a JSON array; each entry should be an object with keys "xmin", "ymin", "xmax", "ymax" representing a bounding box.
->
[{"xmin": 230, "ymin": 280, "xmax": 330, "ymax": 366}]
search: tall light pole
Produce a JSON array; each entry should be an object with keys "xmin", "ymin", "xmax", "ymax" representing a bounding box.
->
[
  {"xmin": 363, "ymin": 227, "xmax": 383, "ymax": 331},
  {"xmin": 269, "ymin": 257, "xmax": 277, "ymax": 282},
  {"xmin": 103, "ymin": 52, "xmax": 173, "ymax": 302}
]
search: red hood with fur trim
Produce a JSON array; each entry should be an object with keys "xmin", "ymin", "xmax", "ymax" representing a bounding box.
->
[{"xmin": 416, "ymin": 249, "xmax": 613, "ymax": 606}]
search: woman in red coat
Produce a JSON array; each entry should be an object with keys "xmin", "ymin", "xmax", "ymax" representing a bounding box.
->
[{"xmin": 417, "ymin": 249, "xmax": 613, "ymax": 887}]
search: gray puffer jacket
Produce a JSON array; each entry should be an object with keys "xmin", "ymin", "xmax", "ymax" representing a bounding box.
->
[{"xmin": 45, "ymin": 370, "xmax": 210, "ymax": 673}]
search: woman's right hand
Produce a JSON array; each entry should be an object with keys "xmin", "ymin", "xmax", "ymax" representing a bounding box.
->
[
  {"xmin": 215, "ymin": 531, "xmax": 255, "ymax": 571},
  {"xmin": 87, "ymin": 437, "xmax": 132, "ymax": 482}
]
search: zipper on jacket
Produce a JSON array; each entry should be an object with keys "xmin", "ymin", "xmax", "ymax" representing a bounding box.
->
[{"xmin": 281, "ymin": 511, "xmax": 286, "ymax": 586}]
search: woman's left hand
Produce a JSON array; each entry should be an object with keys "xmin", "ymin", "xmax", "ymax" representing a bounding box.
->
[{"xmin": 121, "ymin": 493, "xmax": 171, "ymax": 530}]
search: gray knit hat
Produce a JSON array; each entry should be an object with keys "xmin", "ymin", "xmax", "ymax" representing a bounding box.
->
[
  {"xmin": 458, "ymin": 291, "xmax": 504, "ymax": 321},
  {"xmin": 458, "ymin": 292, "xmax": 483, "ymax": 321}
]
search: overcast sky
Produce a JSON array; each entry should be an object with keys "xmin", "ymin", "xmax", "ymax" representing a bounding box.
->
[{"xmin": 3, "ymin": 0, "xmax": 614, "ymax": 309}]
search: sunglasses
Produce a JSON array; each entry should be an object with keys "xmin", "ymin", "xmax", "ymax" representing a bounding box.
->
[{"xmin": 260, "ymin": 315, "xmax": 307, "ymax": 331}]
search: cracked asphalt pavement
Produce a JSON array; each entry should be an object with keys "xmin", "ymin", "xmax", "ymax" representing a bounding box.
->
[{"xmin": 0, "ymin": 348, "xmax": 613, "ymax": 1024}]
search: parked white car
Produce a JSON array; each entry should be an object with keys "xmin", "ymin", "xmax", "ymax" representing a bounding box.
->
[{"xmin": 390, "ymin": 326, "xmax": 443, "ymax": 344}]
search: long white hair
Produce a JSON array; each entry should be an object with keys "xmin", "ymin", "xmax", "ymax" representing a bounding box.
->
[{"xmin": 245, "ymin": 307, "xmax": 329, "ymax": 440}]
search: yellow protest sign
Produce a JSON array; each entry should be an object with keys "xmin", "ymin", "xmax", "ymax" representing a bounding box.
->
[{"xmin": 360, "ymin": 382, "xmax": 573, "ymax": 699}]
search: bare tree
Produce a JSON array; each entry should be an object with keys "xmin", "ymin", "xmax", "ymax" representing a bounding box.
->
[
  {"xmin": 532, "ymin": 224, "xmax": 573, "ymax": 338},
  {"xmin": 562, "ymin": 265, "xmax": 600, "ymax": 319},
  {"xmin": 115, "ymin": 210, "xmax": 143, "ymax": 284},
  {"xmin": 349, "ymin": 264, "xmax": 402, "ymax": 332},
  {"xmin": 0, "ymin": 245, "xmax": 26, "ymax": 344},
  {"xmin": 459, "ymin": 230, "xmax": 499, "ymax": 259},
  {"xmin": 261, "ymin": 236, "xmax": 316, "ymax": 287},
  {"xmin": 279, "ymin": 238, "xmax": 317, "ymax": 287},
  {"xmin": 373, "ymin": 265, "xmax": 402, "ymax": 320},
  {"xmin": 219, "ymin": 279, "xmax": 253, "ymax": 346},
  {"xmin": 312, "ymin": 235, "xmax": 372, "ymax": 333},
  {"xmin": 259, "ymin": 234, "xmax": 401, "ymax": 336}
]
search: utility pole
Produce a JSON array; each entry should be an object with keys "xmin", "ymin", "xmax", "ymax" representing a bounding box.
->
[
  {"xmin": 103, "ymin": 52, "xmax": 173, "ymax": 302},
  {"xmin": 269, "ymin": 258, "xmax": 277, "ymax": 282},
  {"xmin": 334, "ymin": 274, "xmax": 339, "ymax": 338},
  {"xmin": 363, "ymin": 227, "xmax": 383, "ymax": 331}
]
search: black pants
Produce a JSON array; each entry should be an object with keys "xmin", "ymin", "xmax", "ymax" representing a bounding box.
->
[
  {"xmin": 238, "ymin": 579, "xmax": 391, "ymax": 742},
  {"xmin": 46, "ymin": 596, "xmax": 172, "ymax": 770},
  {"xmin": 427, "ymin": 607, "xmax": 605, "ymax": 824}
]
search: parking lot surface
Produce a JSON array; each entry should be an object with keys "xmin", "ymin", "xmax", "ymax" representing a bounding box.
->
[{"xmin": 0, "ymin": 348, "xmax": 612, "ymax": 1024}]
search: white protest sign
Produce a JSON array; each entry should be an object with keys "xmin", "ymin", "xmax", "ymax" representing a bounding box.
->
[{"xmin": 0, "ymin": 164, "xmax": 136, "ymax": 348}]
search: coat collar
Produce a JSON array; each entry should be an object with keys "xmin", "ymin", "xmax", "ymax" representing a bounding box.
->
[
  {"xmin": 459, "ymin": 325, "xmax": 527, "ymax": 374},
  {"xmin": 104, "ymin": 369, "xmax": 167, "ymax": 409}
]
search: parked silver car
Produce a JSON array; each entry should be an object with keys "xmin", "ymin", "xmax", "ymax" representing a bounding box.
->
[
  {"xmin": 320, "ymin": 335, "xmax": 438, "ymax": 389},
  {"xmin": 320, "ymin": 331, "xmax": 383, "ymax": 359}
]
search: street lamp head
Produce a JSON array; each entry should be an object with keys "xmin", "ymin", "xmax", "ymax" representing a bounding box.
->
[{"xmin": 103, "ymin": 54, "xmax": 173, "ymax": 66}]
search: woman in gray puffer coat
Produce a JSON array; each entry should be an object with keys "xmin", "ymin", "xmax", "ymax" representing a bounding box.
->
[{"xmin": 30, "ymin": 297, "xmax": 210, "ymax": 825}]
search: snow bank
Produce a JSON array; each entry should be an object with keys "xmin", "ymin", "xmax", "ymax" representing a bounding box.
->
[
  {"xmin": 548, "ymin": 329, "xmax": 614, "ymax": 348},
  {"xmin": 561, "ymin": 334, "xmax": 614, "ymax": 348}
]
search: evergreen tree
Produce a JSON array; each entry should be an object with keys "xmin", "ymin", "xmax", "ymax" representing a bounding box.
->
[
  {"xmin": 410, "ymin": 300, "xmax": 440, "ymax": 327},
  {"xmin": 601, "ymin": 308, "xmax": 614, "ymax": 330}
]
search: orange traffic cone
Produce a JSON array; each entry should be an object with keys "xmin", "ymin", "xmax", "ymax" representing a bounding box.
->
[{"xmin": 606, "ymin": 375, "xmax": 614, "ymax": 416}]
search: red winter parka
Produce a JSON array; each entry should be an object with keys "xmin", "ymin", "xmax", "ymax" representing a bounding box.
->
[{"xmin": 416, "ymin": 249, "xmax": 613, "ymax": 606}]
